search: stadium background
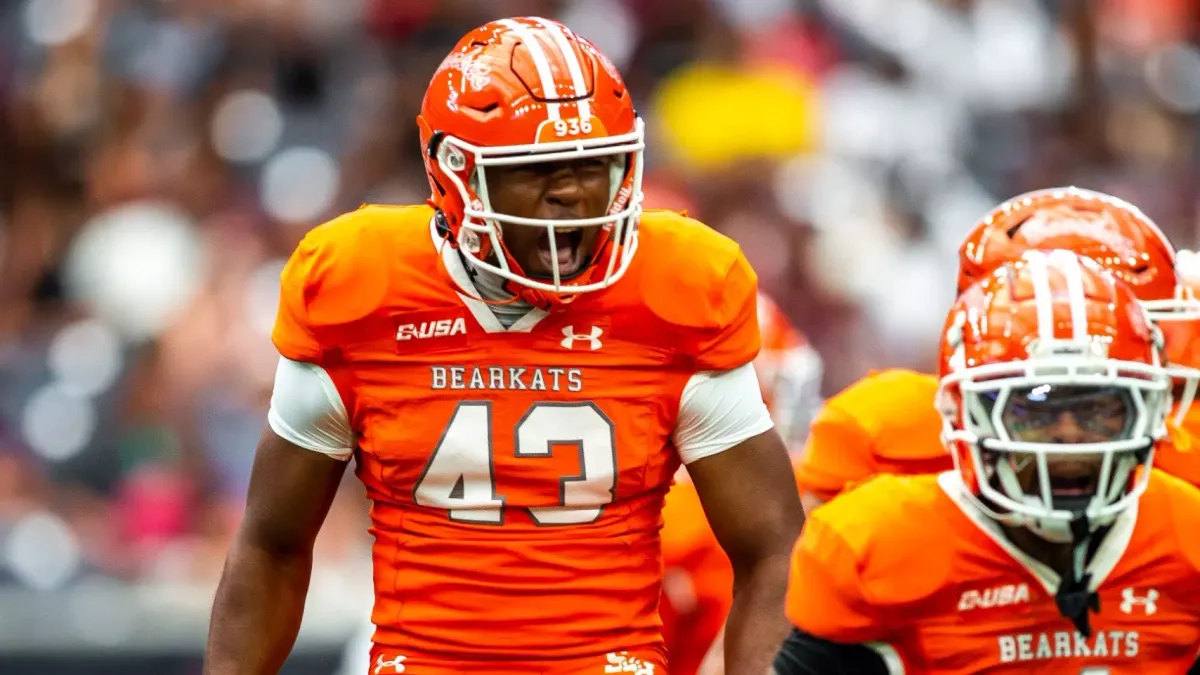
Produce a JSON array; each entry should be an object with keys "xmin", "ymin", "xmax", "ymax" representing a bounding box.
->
[{"xmin": 1, "ymin": 0, "xmax": 1198, "ymax": 672}]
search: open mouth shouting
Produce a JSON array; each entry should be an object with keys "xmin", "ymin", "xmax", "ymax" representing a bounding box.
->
[{"xmin": 535, "ymin": 227, "xmax": 585, "ymax": 277}]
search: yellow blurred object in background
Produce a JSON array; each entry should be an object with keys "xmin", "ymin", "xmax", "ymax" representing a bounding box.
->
[{"xmin": 653, "ymin": 63, "xmax": 820, "ymax": 170}]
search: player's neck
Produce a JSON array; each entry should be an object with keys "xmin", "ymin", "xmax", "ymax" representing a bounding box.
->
[
  {"xmin": 1000, "ymin": 522, "xmax": 1109, "ymax": 581},
  {"xmin": 464, "ymin": 253, "xmax": 534, "ymax": 327},
  {"xmin": 1002, "ymin": 524, "xmax": 1073, "ymax": 576}
]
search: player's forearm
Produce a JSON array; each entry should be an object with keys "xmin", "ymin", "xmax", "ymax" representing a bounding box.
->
[
  {"xmin": 203, "ymin": 537, "xmax": 313, "ymax": 675},
  {"xmin": 721, "ymin": 552, "xmax": 794, "ymax": 675}
]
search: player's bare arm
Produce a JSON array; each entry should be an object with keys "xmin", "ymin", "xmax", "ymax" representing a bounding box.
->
[
  {"xmin": 203, "ymin": 428, "xmax": 347, "ymax": 675},
  {"xmin": 690, "ymin": 427, "xmax": 804, "ymax": 675}
]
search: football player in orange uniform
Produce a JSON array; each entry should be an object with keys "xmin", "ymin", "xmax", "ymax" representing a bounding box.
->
[
  {"xmin": 660, "ymin": 292, "xmax": 822, "ymax": 675},
  {"xmin": 1144, "ymin": 249, "xmax": 1200, "ymax": 485},
  {"xmin": 794, "ymin": 187, "xmax": 1200, "ymax": 512},
  {"xmin": 792, "ymin": 367, "xmax": 946, "ymax": 513},
  {"xmin": 776, "ymin": 250, "xmax": 1200, "ymax": 674},
  {"xmin": 203, "ymin": 17, "xmax": 803, "ymax": 675}
]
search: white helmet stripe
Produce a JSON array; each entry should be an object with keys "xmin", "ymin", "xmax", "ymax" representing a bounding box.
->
[
  {"xmin": 1050, "ymin": 249, "xmax": 1090, "ymax": 341},
  {"xmin": 536, "ymin": 19, "xmax": 591, "ymax": 121},
  {"xmin": 498, "ymin": 19, "xmax": 561, "ymax": 121},
  {"xmin": 1026, "ymin": 250, "xmax": 1056, "ymax": 341}
]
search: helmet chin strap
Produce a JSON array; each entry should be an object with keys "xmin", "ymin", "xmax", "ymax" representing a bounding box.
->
[
  {"xmin": 433, "ymin": 210, "xmax": 535, "ymax": 320},
  {"xmin": 1052, "ymin": 513, "xmax": 1100, "ymax": 638}
]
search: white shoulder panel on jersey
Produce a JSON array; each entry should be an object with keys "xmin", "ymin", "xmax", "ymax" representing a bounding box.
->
[
  {"xmin": 674, "ymin": 361, "xmax": 775, "ymax": 464},
  {"xmin": 267, "ymin": 357, "xmax": 355, "ymax": 461}
]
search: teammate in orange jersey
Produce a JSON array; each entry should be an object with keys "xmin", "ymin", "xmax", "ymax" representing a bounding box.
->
[
  {"xmin": 753, "ymin": 293, "xmax": 824, "ymax": 451},
  {"xmin": 203, "ymin": 17, "xmax": 803, "ymax": 675},
  {"xmin": 1144, "ymin": 249, "xmax": 1200, "ymax": 485},
  {"xmin": 792, "ymin": 367, "xmax": 946, "ymax": 513},
  {"xmin": 660, "ymin": 291, "xmax": 822, "ymax": 675},
  {"xmin": 775, "ymin": 250, "xmax": 1200, "ymax": 674},
  {"xmin": 794, "ymin": 187, "xmax": 1200, "ymax": 511},
  {"xmin": 962, "ymin": 187, "xmax": 1200, "ymax": 491}
]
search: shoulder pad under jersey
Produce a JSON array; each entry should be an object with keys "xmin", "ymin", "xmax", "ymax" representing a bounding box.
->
[
  {"xmin": 280, "ymin": 204, "xmax": 436, "ymax": 328},
  {"xmin": 811, "ymin": 473, "xmax": 956, "ymax": 608}
]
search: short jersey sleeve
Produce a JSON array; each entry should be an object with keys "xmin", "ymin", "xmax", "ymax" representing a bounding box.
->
[
  {"xmin": 695, "ymin": 250, "xmax": 761, "ymax": 371},
  {"xmin": 795, "ymin": 370, "xmax": 946, "ymax": 502},
  {"xmin": 271, "ymin": 209, "xmax": 396, "ymax": 364},
  {"xmin": 273, "ymin": 234, "xmax": 325, "ymax": 363},
  {"xmin": 785, "ymin": 511, "xmax": 886, "ymax": 644}
]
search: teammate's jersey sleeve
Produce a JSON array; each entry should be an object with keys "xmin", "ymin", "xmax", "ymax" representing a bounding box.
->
[
  {"xmin": 794, "ymin": 370, "xmax": 944, "ymax": 502},
  {"xmin": 785, "ymin": 508, "xmax": 886, "ymax": 643},
  {"xmin": 267, "ymin": 357, "xmax": 355, "ymax": 460},
  {"xmin": 794, "ymin": 396, "xmax": 876, "ymax": 501},
  {"xmin": 786, "ymin": 474, "xmax": 951, "ymax": 647},
  {"xmin": 674, "ymin": 362, "xmax": 775, "ymax": 464},
  {"xmin": 694, "ymin": 247, "xmax": 761, "ymax": 371}
]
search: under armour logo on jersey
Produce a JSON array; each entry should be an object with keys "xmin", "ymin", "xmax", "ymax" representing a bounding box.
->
[
  {"xmin": 1119, "ymin": 587, "xmax": 1158, "ymax": 615},
  {"xmin": 375, "ymin": 654, "xmax": 407, "ymax": 674},
  {"xmin": 561, "ymin": 325, "xmax": 603, "ymax": 350}
]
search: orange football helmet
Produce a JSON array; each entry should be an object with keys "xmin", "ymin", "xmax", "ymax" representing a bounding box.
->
[
  {"xmin": 417, "ymin": 17, "xmax": 645, "ymax": 305},
  {"xmin": 938, "ymin": 250, "xmax": 1170, "ymax": 544},
  {"xmin": 1142, "ymin": 249, "xmax": 1200, "ymax": 424},
  {"xmin": 957, "ymin": 187, "xmax": 1176, "ymax": 299}
]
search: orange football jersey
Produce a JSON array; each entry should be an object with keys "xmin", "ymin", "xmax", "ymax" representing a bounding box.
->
[
  {"xmin": 793, "ymin": 369, "xmax": 949, "ymax": 504},
  {"xmin": 272, "ymin": 204, "xmax": 760, "ymax": 668},
  {"xmin": 786, "ymin": 471, "xmax": 1200, "ymax": 674}
]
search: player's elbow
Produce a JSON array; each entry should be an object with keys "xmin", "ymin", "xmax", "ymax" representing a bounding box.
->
[
  {"xmin": 728, "ymin": 545, "xmax": 792, "ymax": 593},
  {"xmin": 234, "ymin": 516, "xmax": 317, "ymax": 562},
  {"xmin": 724, "ymin": 513, "xmax": 801, "ymax": 589}
]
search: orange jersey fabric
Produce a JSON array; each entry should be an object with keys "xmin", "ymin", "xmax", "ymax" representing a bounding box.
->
[
  {"xmin": 786, "ymin": 471, "xmax": 1200, "ymax": 674},
  {"xmin": 658, "ymin": 296, "xmax": 816, "ymax": 675},
  {"xmin": 368, "ymin": 645, "xmax": 666, "ymax": 675},
  {"xmin": 793, "ymin": 369, "xmax": 949, "ymax": 503},
  {"xmin": 272, "ymin": 204, "xmax": 761, "ymax": 665}
]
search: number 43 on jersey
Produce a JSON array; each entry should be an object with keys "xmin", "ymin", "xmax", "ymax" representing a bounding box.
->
[{"xmin": 413, "ymin": 401, "xmax": 618, "ymax": 525}]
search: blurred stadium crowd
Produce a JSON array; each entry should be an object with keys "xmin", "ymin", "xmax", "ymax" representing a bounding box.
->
[{"xmin": 2, "ymin": 0, "xmax": 1200, "ymax": 661}]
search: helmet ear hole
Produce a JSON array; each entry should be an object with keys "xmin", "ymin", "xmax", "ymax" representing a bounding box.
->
[{"xmin": 438, "ymin": 143, "xmax": 468, "ymax": 173}]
